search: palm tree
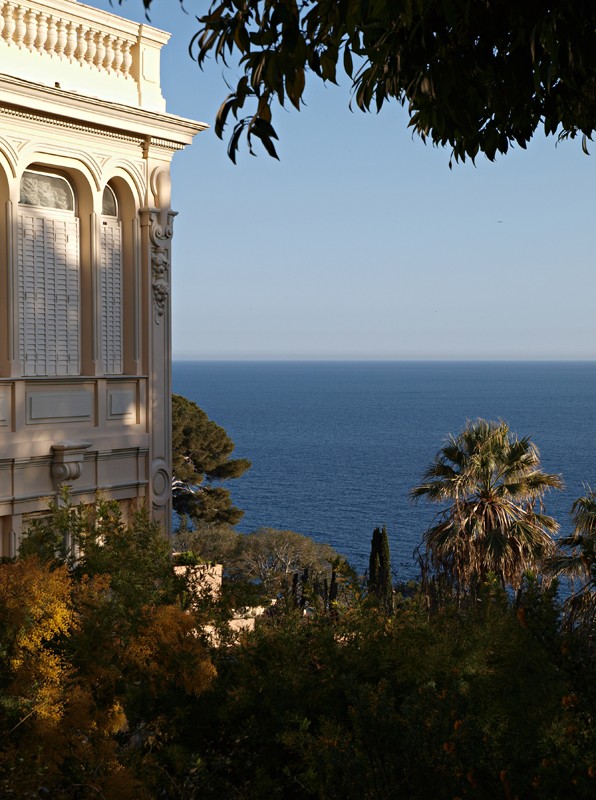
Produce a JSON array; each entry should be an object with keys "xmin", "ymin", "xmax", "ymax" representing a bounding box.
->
[
  {"xmin": 544, "ymin": 490, "xmax": 596, "ymax": 630},
  {"xmin": 411, "ymin": 419, "xmax": 563, "ymax": 595}
]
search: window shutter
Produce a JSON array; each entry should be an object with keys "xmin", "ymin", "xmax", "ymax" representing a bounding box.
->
[
  {"xmin": 59, "ymin": 217, "xmax": 80, "ymax": 376},
  {"xmin": 99, "ymin": 219, "xmax": 123, "ymax": 374},
  {"xmin": 18, "ymin": 211, "xmax": 80, "ymax": 376},
  {"xmin": 18, "ymin": 213, "xmax": 41, "ymax": 375}
]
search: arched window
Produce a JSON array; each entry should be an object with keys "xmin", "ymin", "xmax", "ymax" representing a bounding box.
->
[
  {"xmin": 102, "ymin": 185, "xmax": 117, "ymax": 217},
  {"xmin": 18, "ymin": 169, "xmax": 79, "ymax": 376},
  {"xmin": 99, "ymin": 184, "xmax": 123, "ymax": 374}
]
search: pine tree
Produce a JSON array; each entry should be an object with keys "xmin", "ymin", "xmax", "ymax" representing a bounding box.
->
[
  {"xmin": 368, "ymin": 526, "xmax": 393, "ymax": 615},
  {"xmin": 172, "ymin": 394, "xmax": 251, "ymax": 527}
]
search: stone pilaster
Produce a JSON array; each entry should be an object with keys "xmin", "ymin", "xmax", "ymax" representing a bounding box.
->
[{"xmin": 140, "ymin": 206, "xmax": 177, "ymax": 535}]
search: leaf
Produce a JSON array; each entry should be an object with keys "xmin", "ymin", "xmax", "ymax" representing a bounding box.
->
[
  {"xmin": 258, "ymin": 133, "xmax": 280, "ymax": 160},
  {"xmin": 227, "ymin": 121, "xmax": 245, "ymax": 164},
  {"xmin": 233, "ymin": 21, "xmax": 250, "ymax": 53},
  {"xmin": 320, "ymin": 50, "xmax": 338, "ymax": 83},
  {"xmin": 254, "ymin": 117, "xmax": 279, "ymax": 141},
  {"xmin": 249, "ymin": 118, "xmax": 280, "ymax": 160},
  {"xmin": 286, "ymin": 68, "xmax": 305, "ymax": 110},
  {"xmin": 257, "ymin": 94, "xmax": 272, "ymax": 123},
  {"xmin": 375, "ymin": 82, "xmax": 385, "ymax": 113},
  {"xmin": 343, "ymin": 43, "xmax": 353, "ymax": 78},
  {"xmin": 214, "ymin": 94, "xmax": 237, "ymax": 139}
]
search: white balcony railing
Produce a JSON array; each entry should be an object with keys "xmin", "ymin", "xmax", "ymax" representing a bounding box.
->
[{"xmin": 0, "ymin": 0, "xmax": 169, "ymax": 112}]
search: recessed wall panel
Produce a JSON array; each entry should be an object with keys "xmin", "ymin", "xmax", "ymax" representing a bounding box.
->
[
  {"xmin": 0, "ymin": 387, "xmax": 10, "ymax": 427},
  {"xmin": 27, "ymin": 390, "xmax": 93, "ymax": 424},
  {"xmin": 107, "ymin": 388, "xmax": 135, "ymax": 419}
]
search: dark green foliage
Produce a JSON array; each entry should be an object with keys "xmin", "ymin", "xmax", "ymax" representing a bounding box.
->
[
  {"xmin": 20, "ymin": 489, "xmax": 181, "ymax": 610},
  {"xmin": 174, "ymin": 522, "xmax": 241, "ymax": 565},
  {"xmin": 172, "ymin": 393, "xmax": 250, "ymax": 526},
  {"xmin": 545, "ymin": 489, "xmax": 596, "ymax": 635},
  {"xmin": 181, "ymin": 588, "xmax": 596, "ymax": 799},
  {"xmin": 140, "ymin": 1, "xmax": 596, "ymax": 163},
  {"xmin": 368, "ymin": 525, "xmax": 393, "ymax": 614},
  {"xmin": 7, "ymin": 487, "xmax": 596, "ymax": 798},
  {"xmin": 174, "ymin": 524, "xmax": 340, "ymax": 609}
]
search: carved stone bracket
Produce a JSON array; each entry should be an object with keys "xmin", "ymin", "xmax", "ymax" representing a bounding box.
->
[
  {"xmin": 51, "ymin": 441, "xmax": 93, "ymax": 484},
  {"xmin": 148, "ymin": 208, "xmax": 177, "ymax": 325}
]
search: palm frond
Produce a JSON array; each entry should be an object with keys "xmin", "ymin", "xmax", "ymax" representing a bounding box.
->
[{"xmin": 412, "ymin": 418, "xmax": 562, "ymax": 594}]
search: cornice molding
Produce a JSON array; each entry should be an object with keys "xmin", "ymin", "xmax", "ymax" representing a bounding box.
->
[
  {"xmin": 148, "ymin": 138, "xmax": 186, "ymax": 152},
  {"xmin": 0, "ymin": 104, "xmax": 143, "ymax": 146},
  {"xmin": 0, "ymin": 75, "xmax": 207, "ymax": 148},
  {"xmin": 0, "ymin": 107, "xmax": 190, "ymax": 154}
]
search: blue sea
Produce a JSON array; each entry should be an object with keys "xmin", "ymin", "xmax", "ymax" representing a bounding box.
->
[{"xmin": 173, "ymin": 361, "xmax": 596, "ymax": 580}]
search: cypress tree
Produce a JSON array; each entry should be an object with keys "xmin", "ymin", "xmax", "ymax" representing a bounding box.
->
[
  {"xmin": 368, "ymin": 526, "xmax": 394, "ymax": 615},
  {"xmin": 329, "ymin": 569, "xmax": 338, "ymax": 607}
]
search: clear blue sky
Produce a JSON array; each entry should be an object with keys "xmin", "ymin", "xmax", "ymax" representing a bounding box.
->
[{"xmin": 91, "ymin": 1, "xmax": 595, "ymax": 360}]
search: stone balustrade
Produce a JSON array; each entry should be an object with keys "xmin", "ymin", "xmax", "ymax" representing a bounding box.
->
[
  {"xmin": 0, "ymin": 0, "xmax": 169, "ymax": 111},
  {"xmin": 0, "ymin": 1, "xmax": 135, "ymax": 77}
]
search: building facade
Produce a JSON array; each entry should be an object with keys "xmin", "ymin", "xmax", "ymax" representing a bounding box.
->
[{"xmin": 0, "ymin": 0, "xmax": 205, "ymax": 555}]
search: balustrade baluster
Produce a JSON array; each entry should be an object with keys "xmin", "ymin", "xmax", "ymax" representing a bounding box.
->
[
  {"xmin": 45, "ymin": 15, "xmax": 57, "ymax": 54},
  {"xmin": 55, "ymin": 17, "xmax": 66, "ymax": 57},
  {"xmin": 94, "ymin": 30, "xmax": 105, "ymax": 70},
  {"xmin": 84, "ymin": 27, "xmax": 96, "ymax": 67},
  {"xmin": 24, "ymin": 8, "xmax": 36, "ymax": 51},
  {"xmin": 64, "ymin": 20, "xmax": 76, "ymax": 60},
  {"xmin": 121, "ymin": 39, "xmax": 132, "ymax": 77},
  {"xmin": 2, "ymin": 3, "xmax": 16, "ymax": 45},
  {"xmin": 74, "ymin": 24, "xmax": 87, "ymax": 65},
  {"xmin": 35, "ymin": 11, "xmax": 48, "ymax": 53},
  {"xmin": 13, "ymin": 4, "xmax": 25, "ymax": 47},
  {"xmin": 103, "ymin": 33, "xmax": 114, "ymax": 71},
  {"xmin": 112, "ymin": 37, "xmax": 123, "ymax": 75}
]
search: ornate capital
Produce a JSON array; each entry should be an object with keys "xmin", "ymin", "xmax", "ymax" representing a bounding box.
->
[{"xmin": 148, "ymin": 208, "xmax": 177, "ymax": 247}]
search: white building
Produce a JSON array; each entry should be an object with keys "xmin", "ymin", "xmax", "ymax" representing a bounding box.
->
[{"xmin": 0, "ymin": 0, "xmax": 205, "ymax": 555}]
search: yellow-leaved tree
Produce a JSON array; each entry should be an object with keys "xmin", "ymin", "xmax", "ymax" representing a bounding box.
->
[{"xmin": 0, "ymin": 493, "xmax": 216, "ymax": 799}]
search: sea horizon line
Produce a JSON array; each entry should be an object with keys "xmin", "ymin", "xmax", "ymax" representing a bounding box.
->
[{"xmin": 173, "ymin": 357, "xmax": 596, "ymax": 364}]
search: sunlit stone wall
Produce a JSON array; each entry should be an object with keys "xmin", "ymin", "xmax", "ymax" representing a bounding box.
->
[{"xmin": 0, "ymin": 0, "xmax": 205, "ymax": 555}]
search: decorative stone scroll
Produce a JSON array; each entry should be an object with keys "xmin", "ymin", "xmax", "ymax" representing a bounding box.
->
[{"xmin": 148, "ymin": 209, "xmax": 177, "ymax": 324}]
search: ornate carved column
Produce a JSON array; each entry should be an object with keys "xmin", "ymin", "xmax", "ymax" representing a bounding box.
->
[{"xmin": 140, "ymin": 206, "xmax": 177, "ymax": 534}]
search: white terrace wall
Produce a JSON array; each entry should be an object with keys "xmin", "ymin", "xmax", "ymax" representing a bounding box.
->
[{"xmin": 0, "ymin": 0, "xmax": 205, "ymax": 555}]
